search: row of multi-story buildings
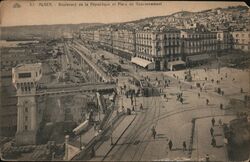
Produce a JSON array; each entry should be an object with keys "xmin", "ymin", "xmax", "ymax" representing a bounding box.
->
[{"xmin": 79, "ymin": 26, "xmax": 250, "ymax": 71}]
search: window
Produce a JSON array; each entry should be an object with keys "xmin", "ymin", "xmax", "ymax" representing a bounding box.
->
[
  {"xmin": 25, "ymin": 107, "xmax": 28, "ymax": 112},
  {"xmin": 25, "ymin": 125, "xmax": 28, "ymax": 130}
]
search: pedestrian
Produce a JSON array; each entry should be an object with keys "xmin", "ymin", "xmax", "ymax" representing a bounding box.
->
[
  {"xmin": 200, "ymin": 87, "xmax": 202, "ymax": 92},
  {"xmin": 190, "ymin": 85, "xmax": 192, "ymax": 89},
  {"xmin": 241, "ymin": 88, "xmax": 243, "ymax": 93},
  {"xmin": 218, "ymin": 119, "xmax": 222, "ymax": 127},
  {"xmin": 211, "ymin": 117, "xmax": 215, "ymax": 127},
  {"xmin": 210, "ymin": 127, "xmax": 214, "ymax": 137},
  {"xmin": 180, "ymin": 97, "xmax": 184, "ymax": 104},
  {"xmin": 205, "ymin": 154, "xmax": 210, "ymax": 162},
  {"xmin": 198, "ymin": 93, "xmax": 200, "ymax": 98},
  {"xmin": 206, "ymin": 99, "xmax": 209, "ymax": 105},
  {"xmin": 151, "ymin": 126, "xmax": 156, "ymax": 139},
  {"xmin": 91, "ymin": 147, "xmax": 95, "ymax": 157},
  {"xmin": 140, "ymin": 103, "xmax": 143, "ymax": 110},
  {"xmin": 220, "ymin": 103, "xmax": 223, "ymax": 110},
  {"xmin": 211, "ymin": 79, "xmax": 214, "ymax": 83},
  {"xmin": 177, "ymin": 94, "xmax": 180, "ymax": 101},
  {"xmin": 183, "ymin": 141, "xmax": 187, "ymax": 151},
  {"xmin": 221, "ymin": 91, "xmax": 224, "ymax": 96},
  {"xmin": 211, "ymin": 137, "xmax": 216, "ymax": 147},
  {"xmin": 132, "ymin": 106, "xmax": 135, "ymax": 111},
  {"xmin": 168, "ymin": 140, "xmax": 173, "ymax": 151}
]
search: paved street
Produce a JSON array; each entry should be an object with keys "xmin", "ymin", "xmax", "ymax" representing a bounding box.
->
[
  {"xmin": 191, "ymin": 116, "xmax": 236, "ymax": 161},
  {"xmin": 83, "ymin": 47, "xmax": 249, "ymax": 161}
]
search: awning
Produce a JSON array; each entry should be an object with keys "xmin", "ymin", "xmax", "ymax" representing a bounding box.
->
[
  {"xmin": 187, "ymin": 54, "xmax": 210, "ymax": 62},
  {"xmin": 131, "ymin": 57, "xmax": 153, "ymax": 68},
  {"xmin": 168, "ymin": 60, "xmax": 186, "ymax": 66}
]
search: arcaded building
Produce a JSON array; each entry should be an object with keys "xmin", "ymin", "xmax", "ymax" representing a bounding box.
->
[
  {"xmin": 180, "ymin": 28, "xmax": 217, "ymax": 66},
  {"xmin": 99, "ymin": 27, "xmax": 113, "ymax": 52},
  {"xmin": 216, "ymin": 30, "xmax": 233, "ymax": 51},
  {"xmin": 133, "ymin": 26, "xmax": 184, "ymax": 71},
  {"xmin": 231, "ymin": 30, "xmax": 250, "ymax": 52},
  {"xmin": 112, "ymin": 28, "xmax": 136, "ymax": 59}
]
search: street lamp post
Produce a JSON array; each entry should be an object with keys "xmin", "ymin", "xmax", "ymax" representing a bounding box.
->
[
  {"xmin": 80, "ymin": 134, "xmax": 82, "ymax": 150},
  {"xmin": 134, "ymin": 95, "xmax": 136, "ymax": 107},
  {"xmin": 111, "ymin": 120, "xmax": 114, "ymax": 145}
]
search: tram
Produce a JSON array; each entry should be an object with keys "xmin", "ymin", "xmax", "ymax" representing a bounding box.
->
[{"xmin": 139, "ymin": 79, "xmax": 153, "ymax": 97}]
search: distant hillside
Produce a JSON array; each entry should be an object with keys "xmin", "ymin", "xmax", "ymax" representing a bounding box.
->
[
  {"xmin": 1, "ymin": 5, "xmax": 249, "ymax": 40},
  {"xmin": 111, "ymin": 5, "xmax": 249, "ymax": 31},
  {"xmin": 1, "ymin": 23, "xmax": 103, "ymax": 40}
]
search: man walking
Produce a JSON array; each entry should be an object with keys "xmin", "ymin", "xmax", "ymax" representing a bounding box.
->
[
  {"xmin": 210, "ymin": 127, "xmax": 214, "ymax": 137},
  {"xmin": 205, "ymin": 154, "xmax": 210, "ymax": 162},
  {"xmin": 220, "ymin": 103, "xmax": 223, "ymax": 110},
  {"xmin": 211, "ymin": 118, "xmax": 215, "ymax": 127},
  {"xmin": 183, "ymin": 141, "xmax": 187, "ymax": 151},
  {"xmin": 151, "ymin": 126, "xmax": 156, "ymax": 139},
  {"xmin": 180, "ymin": 97, "xmax": 184, "ymax": 104},
  {"xmin": 206, "ymin": 99, "xmax": 209, "ymax": 105},
  {"xmin": 211, "ymin": 137, "xmax": 216, "ymax": 147},
  {"xmin": 168, "ymin": 140, "xmax": 173, "ymax": 151},
  {"xmin": 140, "ymin": 103, "xmax": 143, "ymax": 110}
]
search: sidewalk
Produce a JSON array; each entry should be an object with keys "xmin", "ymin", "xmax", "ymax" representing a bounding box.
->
[
  {"xmin": 191, "ymin": 116, "xmax": 236, "ymax": 161},
  {"xmin": 67, "ymin": 127, "xmax": 97, "ymax": 160},
  {"xmin": 90, "ymin": 114, "xmax": 136, "ymax": 161}
]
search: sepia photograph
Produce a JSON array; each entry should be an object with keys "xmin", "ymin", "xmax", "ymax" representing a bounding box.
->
[{"xmin": 0, "ymin": 0, "xmax": 250, "ymax": 161}]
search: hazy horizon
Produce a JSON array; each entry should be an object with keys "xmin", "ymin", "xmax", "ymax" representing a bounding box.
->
[{"xmin": 1, "ymin": 1, "xmax": 248, "ymax": 27}]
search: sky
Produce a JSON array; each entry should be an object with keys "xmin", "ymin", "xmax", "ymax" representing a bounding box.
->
[{"xmin": 0, "ymin": 1, "xmax": 247, "ymax": 27}]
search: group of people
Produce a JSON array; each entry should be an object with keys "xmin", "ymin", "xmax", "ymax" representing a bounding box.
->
[
  {"xmin": 177, "ymin": 92, "xmax": 184, "ymax": 104},
  {"xmin": 151, "ymin": 126, "xmax": 187, "ymax": 152}
]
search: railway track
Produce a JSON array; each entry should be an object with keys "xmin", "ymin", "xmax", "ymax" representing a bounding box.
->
[
  {"xmin": 106, "ymin": 89, "xmax": 163, "ymax": 161},
  {"xmin": 105, "ymin": 89, "xmax": 230, "ymax": 161}
]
